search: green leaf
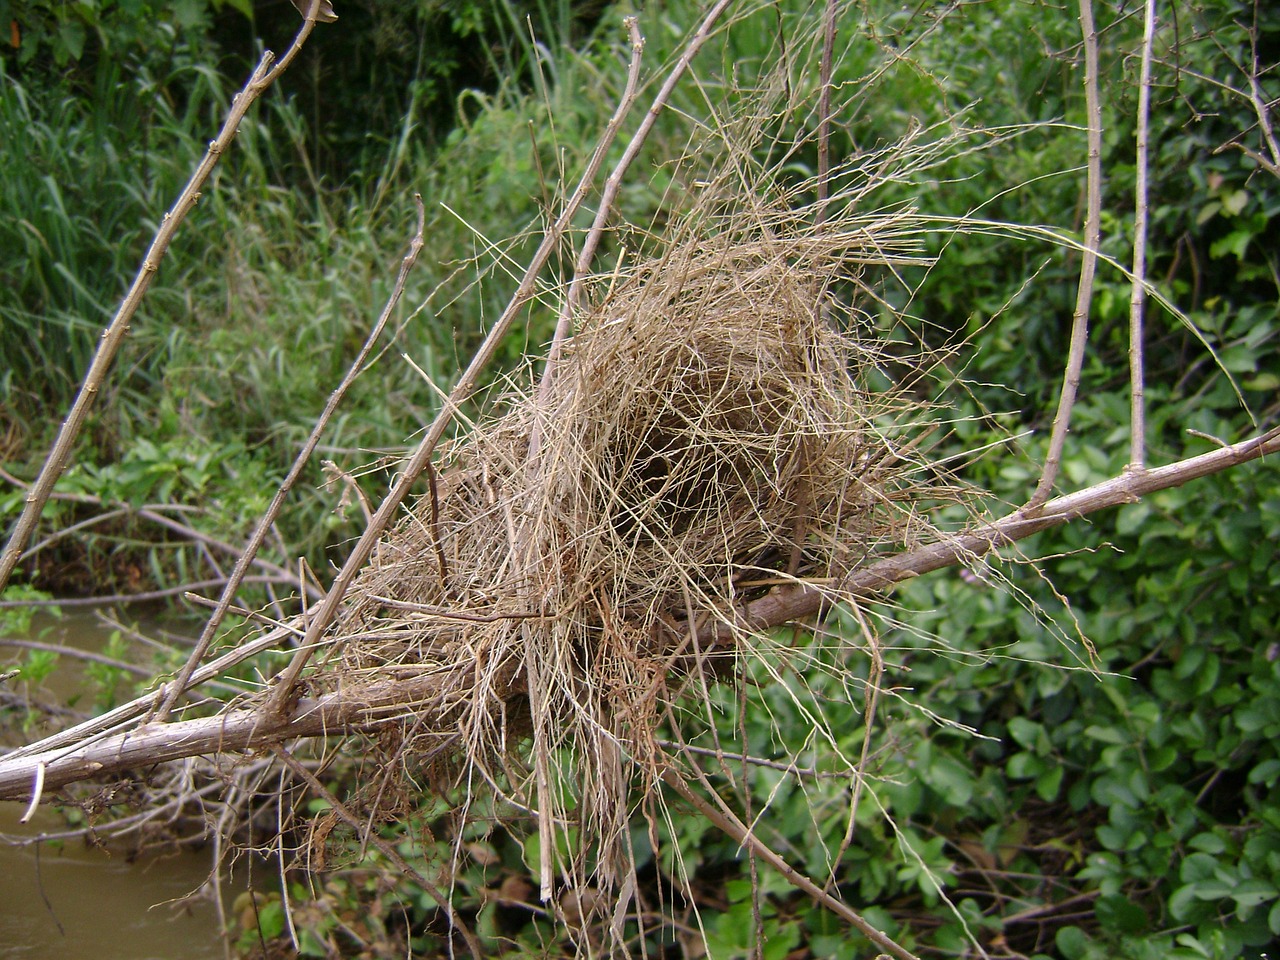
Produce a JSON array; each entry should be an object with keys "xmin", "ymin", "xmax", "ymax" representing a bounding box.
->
[
  {"xmin": 1115, "ymin": 502, "xmax": 1150, "ymax": 537},
  {"xmin": 1007, "ymin": 715, "xmax": 1048, "ymax": 751},
  {"xmin": 1221, "ymin": 190, "xmax": 1249, "ymax": 216},
  {"xmin": 923, "ymin": 754, "xmax": 975, "ymax": 805},
  {"xmin": 1055, "ymin": 925, "xmax": 1089, "ymax": 960},
  {"xmin": 1035, "ymin": 764, "xmax": 1064, "ymax": 802},
  {"xmin": 1192, "ymin": 878, "xmax": 1237, "ymax": 900},
  {"xmin": 1230, "ymin": 879, "xmax": 1278, "ymax": 911},
  {"xmin": 1007, "ymin": 751, "xmax": 1044, "ymax": 779},
  {"xmin": 1244, "ymin": 372, "xmax": 1280, "ymax": 391},
  {"xmin": 1187, "ymin": 833, "xmax": 1226, "ymax": 855},
  {"xmin": 1179, "ymin": 852, "xmax": 1220, "ymax": 883},
  {"xmin": 257, "ymin": 900, "xmax": 285, "ymax": 940},
  {"xmin": 1096, "ymin": 894, "xmax": 1147, "ymax": 934},
  {"xmin": 1210, "ymin": 229, "xmax": 1253, "ymax": 260},
  {"xmin": 1248, "ymin": 759, "xmax": 1280, "ymax": 786},
  {"xmin": 1084, "ymin": 724, "xmax": 1128, "ymax": 745},
  {"xmin": 1174, "ymin": 933, "xmax": 1214, "ymax": 957}
]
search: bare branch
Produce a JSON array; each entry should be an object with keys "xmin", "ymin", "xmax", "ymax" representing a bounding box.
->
[
  {"xmin": 0, "ymin": 16, "xmax": 323, "ymax": 595},
  {"xmin": 151, "ymin": 196, "xmax": 427, "ymax": 723},
  {"xmin": 0, "ymin": 470, "xmax": 317, "ymax": 602},
  {"xmin": 533, "ymin": 16, "xmax": 646, "ymax": 421},
  {"xmin": 262, "ymin": 0, "xmax": 739, "ymax": 724},
  {"xmin": 815, "ymin": 0, "xmax": 838, "ymax": 228},
  {"xmin": 730, "ymin": 425, "xmax": 1280, "ymax": 635},
  {"xmin": 661, "ymin": 761, "xmax": 920, "ymax": 960},
  {"xmin": 1029, "ymin": 0, "xmax": 1105, "ymax": 508},
  {"xmin": 1128, "ymin": 0, "xmax": 1157, "ymax": 472},
  {"xmin": 4, "ymin": 426, "xmax": 1275, "ymax": 800}
]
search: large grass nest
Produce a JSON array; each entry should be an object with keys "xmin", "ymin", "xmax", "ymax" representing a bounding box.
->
[{"xmin": 310, "ymin": 192, "xmax": 951, "ymax": 930}]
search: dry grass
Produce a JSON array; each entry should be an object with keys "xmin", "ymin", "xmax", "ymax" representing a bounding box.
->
[{"xmin": 303, "ymin": 164, "xmax": 961, "ymax": 941}]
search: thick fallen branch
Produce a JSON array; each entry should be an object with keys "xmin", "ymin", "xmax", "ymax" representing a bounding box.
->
[
  {"xmin": 3, "ymin": 425, "xmax": 1275, "ymax": 803},
  {"xmin": 0, "ymin": 669, "xmax": 463, "ymax": 801}
]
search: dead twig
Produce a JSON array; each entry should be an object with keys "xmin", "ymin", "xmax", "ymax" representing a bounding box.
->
[
  {"xmin": 263, "ymin": 5, "xmax": 739, "ymax": 725},
  {"xmin": 660, "ymin": 755, "xmax": 921, "ymax": 960},
  {"xmin": 1028, "ymin": 0, "xmax": 1104, "ymax": 509},
  {"xmin": 1127, "ymin": 0, "xmax": 1157, "ymax": 472},
  {"xmin": 0, "ymin": 11, "xmax": 329, "ymax": 595},
  {"xmin": 151, "ymin": 196, "xmax": 427, "ymax": 723},
  {"xmin": 4, "ymin": 426, "xmax": 1276, "ymax": 801},
  {"xmin": 270, "ymin": 744, "xmax": 483, "ymax": 960}
]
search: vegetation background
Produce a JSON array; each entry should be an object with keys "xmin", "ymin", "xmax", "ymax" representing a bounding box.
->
[{"xmin": 1, "ymin": 0, "xmax": 1277, "ymax": 958}]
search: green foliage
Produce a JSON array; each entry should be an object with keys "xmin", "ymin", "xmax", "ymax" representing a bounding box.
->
[
  {"xmin": 0, "ymin": 586, "xmax": 62, "ymax": 733},
  {"xmin": 0, "ymin": 0, "xmax": 242, "ymax": 69}
]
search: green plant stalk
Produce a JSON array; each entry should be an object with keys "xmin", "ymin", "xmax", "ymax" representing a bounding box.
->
[{"xmin": 0, "ymin": 14, "xmax": 324, "ymax": 596}]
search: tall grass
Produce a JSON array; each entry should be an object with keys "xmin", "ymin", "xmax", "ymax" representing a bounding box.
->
[{"xmin": 1, "ymin": 3, "xmax": 628, "ymax": 580}]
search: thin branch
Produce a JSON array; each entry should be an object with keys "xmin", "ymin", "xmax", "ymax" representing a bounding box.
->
[
  {"xmin": 0, "ymin": 14, "xmax": 325, "ymax": 595},
  {"xmin": 1213, "ymin": 0, "xmax": 1279, "ymax": 175},
  {"xmin": 535, "ymin": 0, "xmax": 738, "ymax": 413},
  {"xmin": 824, "ymin": 605, "xmax": 882, "ymax": 895},
  {"xmin": 728, "ymin": 425, "xmax": 1280, "ymax": 635},
  {"xmin": 660, "ymin": 763, "xmax": 920, "ymax": 960},
  {"xmin": 815, "ymin": 0, "xmax": 838, "ymax": 229},
  {"xmin": 532, "ymin": 16, "xmax": 646, "ymax": 432},
  {"xmin": 1, "ymin": 621, "xmax": 297, "ymax": 762},
  {"xmin": 0, "ymin": 469, "xmax": 315, "ymax": 600},
  {"xmin": 0, "ymin": 639, "xmax": 152, "ymax": 677},
  {"xmin": 1028, "ymin": 0, "xmax": 1104, "ymax": 509},
  {"xmin": 0, "ymin": 577, "xmax": 298, "ymax": 609},
  {"xmin": 1128, "ymin": 0, "xmax": 1157, "ymax": 472},
  {"xmin": 151, "ymin": 196, "xmax": 427, "ymax": 723}
]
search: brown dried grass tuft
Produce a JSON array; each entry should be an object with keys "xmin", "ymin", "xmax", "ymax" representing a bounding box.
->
[{"xmin": 308, "ymin": 177, "xmax": 956, "ymax": 937}]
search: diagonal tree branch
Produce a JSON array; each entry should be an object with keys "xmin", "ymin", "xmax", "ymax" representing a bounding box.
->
[
  {"xmin": 3, "ymin": 425, "xmax": 1275, "ymax": 803},
  {"xmin": 262, "ymin": 1, "xmax": 741, "ymax": 724},
  {"xmin": 150, "ymin": 196, "xmax": 427, "ymax": 724},
  {"xmin": 0, "ymin": 12, "xmax": 329, "ymax": 596}
]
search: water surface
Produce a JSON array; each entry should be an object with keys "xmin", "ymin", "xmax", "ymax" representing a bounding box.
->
[{"xmin": 1, "ymin": 611, "xmax": 228, "ymax": 959}]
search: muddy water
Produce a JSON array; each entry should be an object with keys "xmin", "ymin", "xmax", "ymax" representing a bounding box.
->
[{"xmin": 1, "ymin": 612, "xmax": 229, "ymax": 960}]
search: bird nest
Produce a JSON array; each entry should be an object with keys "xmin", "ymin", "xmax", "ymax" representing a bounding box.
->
[{"xmin": 307, "ymin": 198, "xmax": 946, "ymax": 921}]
